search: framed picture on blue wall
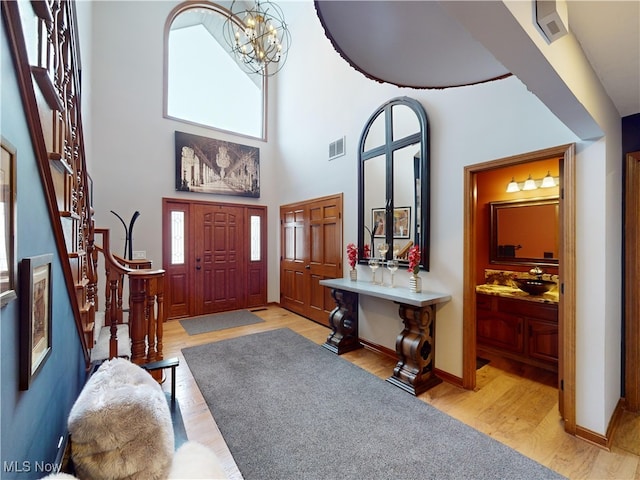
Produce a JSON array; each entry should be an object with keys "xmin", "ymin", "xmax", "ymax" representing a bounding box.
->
[
  {"xmin": 1, "ymin": 137, "xmax": 17, "ymax": 307},
  {"xmin": 20, "ymin": 254, "xmax": 53, "ymax": 390}
]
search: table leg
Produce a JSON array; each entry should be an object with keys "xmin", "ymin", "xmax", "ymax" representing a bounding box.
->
[
  {"xmin": 322, "ymin": 288, "xmax": 362, "ymax": 355},
  {"xmin": 387, "ymin": 303, "xmax": 441, "ymax": 395}
]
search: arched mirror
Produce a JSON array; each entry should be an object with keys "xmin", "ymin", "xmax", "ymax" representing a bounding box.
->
[{"xmin": 358, "ymin": 97, "xmax": 430, "ymax": 270}]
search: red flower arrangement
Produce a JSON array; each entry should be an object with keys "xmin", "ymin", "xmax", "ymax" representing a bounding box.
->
[
  {"xmin": 346, "ymin": 243, "xmax": 358, "ymax": 269},
  {"xmin": 408, "ymin": 245, "xmax": 421, "ymax": 274}
]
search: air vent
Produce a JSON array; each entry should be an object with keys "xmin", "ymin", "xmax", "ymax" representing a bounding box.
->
[{"xmin": 329, "ymin": 136, "xmax": 346, "ymax": 161}]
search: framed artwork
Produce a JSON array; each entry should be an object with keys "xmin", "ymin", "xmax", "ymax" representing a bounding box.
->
[
  {"xmin": 372, "ymin": 207, "xmax": 411, "ymax": 239},
  {"xmin": 1, "ymin": 137, "xmax": 17, "ymax": 307},
  {"xmin": 20, "ymin": 254, "xmax": 53, "ymax": 390},
  {"xmin": 393, "ymin": 207, "xmax": 411, "ymax": 239},
  {"xmin": 175, "ymin": 131, "xmax": 260, "ymax": 198},
  {"xmin": 371, "ymin": 208, "xmax": 386, "ymax": 237}
]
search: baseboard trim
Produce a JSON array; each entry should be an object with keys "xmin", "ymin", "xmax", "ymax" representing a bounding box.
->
[
  {"xmin": 359, "ymin": 338, "xmax": 396, "ymax": 360},
  {"xmin": 605, "ymin": 398, "xmax": 626, "ymax": 449},
  {"xmin": 575, "ymin": 398, "xmax": 626, "ymax": 451},
  {"xmin": 359, "ymin": 339, "xmax": 465, "ymax": 388},
  {"xmin": 434, "ymin": 368, "xmax": 464, "ymax": 388},
  {"xmin": 575, "ymin": 425, "xmax": 609, "ymax": 450}
]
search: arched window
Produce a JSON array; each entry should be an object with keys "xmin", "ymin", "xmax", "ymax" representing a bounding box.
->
[{"xmin": 164, "ymin": 2, "xmax": 266, "ymax": 140}]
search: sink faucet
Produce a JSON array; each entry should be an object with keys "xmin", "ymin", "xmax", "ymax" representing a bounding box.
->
[{"xmin": 529, "ymin": 266, "xmax": 544, "ymax": 277}]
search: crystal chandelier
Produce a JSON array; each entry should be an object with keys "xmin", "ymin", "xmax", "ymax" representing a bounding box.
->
[{"xmin": 223, "ymin": 0, "xmax": 291, "ymax": 77}]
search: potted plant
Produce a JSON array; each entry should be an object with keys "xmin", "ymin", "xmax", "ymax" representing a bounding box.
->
[
  {"xmin": 407, "ymin": 245, "xmax": 422, "ymax": 292},
  {"xmin": 346, "ymin": 243, "xmax": 358, "ymax": 281}
]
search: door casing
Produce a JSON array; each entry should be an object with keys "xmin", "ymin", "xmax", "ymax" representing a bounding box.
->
[
  {"xmin": 463, "ymin": 144, "xmax": 576, "ymax": 433},
  {"xmin": 280, "ymin": 193, "xmax": 343, "ymax": 326},
  {"xmin": 162, "ymin": 198, "xmax": 267, "ymax": 319},
  {"xmin": 624, "ymin": 151, "xmax": 640, "ymax": 411}
]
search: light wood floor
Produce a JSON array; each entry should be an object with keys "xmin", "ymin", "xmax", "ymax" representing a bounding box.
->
[{"xmin": 161, "ymin": 306, "xmax": 640, "ymax": 480}]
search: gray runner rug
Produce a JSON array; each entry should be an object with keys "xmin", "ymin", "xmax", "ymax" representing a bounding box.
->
[
  {"xmin": 182, "ymin": 328, "xmax": 565, "ymax": 480},
  {"xmin": 179, "ymin": 310, "xmax": 264, "ymax": 335}
]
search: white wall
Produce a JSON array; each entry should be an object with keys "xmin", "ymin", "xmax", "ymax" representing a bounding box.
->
[
  {"xmin": 274, "ymin": 0, "xmax": 577, "ymax": 372},
  {"xmin": 87, "ymin": 1, "xmax": 279, "ymax": 295},
  {"xmin": 85, "ymin": 0, "xmax": 622, "ymax": 436},
  {"xmin": 501, "ymin": 0, "xmax": 622, "ymax": 436},
  {"xmin": 273, "ymin": 1, "xmax": 622, "ymax": 435}
]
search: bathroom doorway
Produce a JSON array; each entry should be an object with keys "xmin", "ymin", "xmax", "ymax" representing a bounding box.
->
[{"xmin": 463, "ymin": 143, "xmax": 577, "ymax": 434}]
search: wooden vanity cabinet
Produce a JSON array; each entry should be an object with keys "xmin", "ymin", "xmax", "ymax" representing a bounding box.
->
[
  {"xmin": 476, "ymin": 293, "xmax": 558, "ymax": 372},
  {"xmin": 527, "ymin": 319, "xmax": 559, "ymax": 364},
  {"xmin": 476, "ymin": 295, "xmax": 524, "ymax": 353}
]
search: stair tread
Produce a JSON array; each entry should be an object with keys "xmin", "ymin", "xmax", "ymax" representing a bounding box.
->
[
  {"xmin": 90, "ymin": 324, "xmax": 131, "ymax": 362},
  {"xmin": 79, "ymin": 302, "xmax": 93, "ymax": 314}
]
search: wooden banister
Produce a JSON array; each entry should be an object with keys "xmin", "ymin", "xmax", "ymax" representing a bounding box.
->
[
  {"xmin": 93, "ymin": 228, "xmax": 165, "ymax": 364},
  {"xmin": 3, "ymin": 0, "xmax": 94, "ymax": 364},
  {"xmin": 4, "ymin": 0, "xmax": 165, "ymax": 370},
  {"xmin": 129, "ymin": 269, "xmax": 165, "ymax": 370},
  {"xmin": 112, "ymin": 254, "xmax": 152, "ymax": 270}
]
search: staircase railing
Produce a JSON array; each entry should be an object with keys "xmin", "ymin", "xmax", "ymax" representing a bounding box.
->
[
  {"xmin": 130, "ymin": 269, "xmax": 165, "ymax": 367},
  {"xmin": 93, "ymin": 228, "xmax": 165, "ymax": 365},
  {"xmin": 3, "ymin": 0, "xmax": 166, "ymax": 368}
]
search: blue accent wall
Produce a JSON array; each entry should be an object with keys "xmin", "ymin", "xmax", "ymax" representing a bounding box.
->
[{"xmin": 1, "ymin": 21, "xmax": 86, "ymax": 479}]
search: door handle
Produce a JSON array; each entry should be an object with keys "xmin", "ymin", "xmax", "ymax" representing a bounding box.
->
[{"xmin": 305, "ymin": 264, "xmax": 311, "ymax": 270}]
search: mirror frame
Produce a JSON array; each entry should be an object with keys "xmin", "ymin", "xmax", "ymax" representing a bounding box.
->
[
  {"xmin": 489, "ymin": 196, "xmax": 559, "ymax": 267},
  {"xmin": 357, "ymin": 97, "xmax": 430, "ymax": 270}
]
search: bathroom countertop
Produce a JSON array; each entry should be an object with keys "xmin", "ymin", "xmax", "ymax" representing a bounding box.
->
[{"xmin": 475, "ymin": 283, "xmax": 559, "ymax": 305}]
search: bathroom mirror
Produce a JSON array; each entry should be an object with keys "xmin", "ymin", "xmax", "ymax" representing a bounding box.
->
[
  {"xmin": 490, "ymin": 197, "xmax": 559, "ymax": 266},
  {"xmin": 358, "ymin": 97, "xmax": 430, "ymax": 270}
]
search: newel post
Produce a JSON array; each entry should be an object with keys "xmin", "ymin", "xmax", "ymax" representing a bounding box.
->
[{"xmin": 129, "ymin": 274, "xmax": 147, "ymax": 364}]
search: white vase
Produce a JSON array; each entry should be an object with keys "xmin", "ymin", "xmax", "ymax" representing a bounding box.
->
[
  {"xmin": 349, "ymin": 268, "xmax": 357, "ymax": 281},
  {"xmin": 409, "ymin": 273, "xmax": 422, "ymax": 293}
]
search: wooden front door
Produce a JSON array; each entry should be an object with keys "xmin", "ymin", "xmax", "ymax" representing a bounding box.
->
[
  {"xmin": 163, "ymin": 198, "xmax": 267, "ymax": 319},
  {"xmin": 193, "ymin": 204, "xmax": 243, "ymax": 315},
  {"xmin": 280, "ymin": 194, "xmax": 343, "ymax": 326}
]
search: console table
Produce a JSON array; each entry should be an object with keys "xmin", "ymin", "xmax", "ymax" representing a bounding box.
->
[{"xmin": 319, "ymin": 277, "xmax": 451, "ymax": 396}]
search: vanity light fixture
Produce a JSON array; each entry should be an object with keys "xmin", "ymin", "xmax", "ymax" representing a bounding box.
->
[
  {"xmin": 540, "ymin": 170, "xmax": 556, "ymax": 188},
  {"xmin": 506, "ymin": 173, "xmax": 559, "ymax": 193},
  {"xmin": 522, "ymin": 174, "xmax": 537, "ymax": 191},
  {"xmin": 506, "ymin": 177, "xmax": 520, "ymax": 193}
]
